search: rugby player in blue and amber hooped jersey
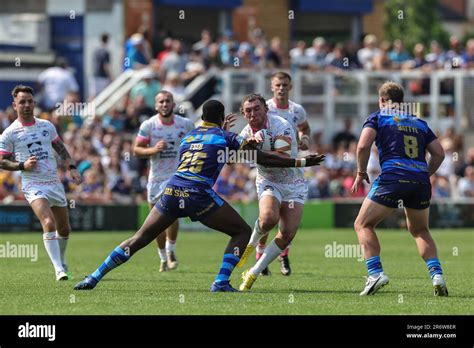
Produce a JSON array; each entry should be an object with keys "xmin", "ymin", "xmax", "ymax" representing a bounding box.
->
[
  {"xmin": 351, "ymin": 81, "xmax": 448, "ymax": 296},
  {"xmin": 73, "ymin": 100, "xmax": 325, "ymax": 292}
]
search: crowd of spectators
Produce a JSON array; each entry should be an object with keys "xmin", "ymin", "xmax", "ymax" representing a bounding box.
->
[{"xmin": 0, "ymin": 28, "xmax": 473, "ymax": 204}]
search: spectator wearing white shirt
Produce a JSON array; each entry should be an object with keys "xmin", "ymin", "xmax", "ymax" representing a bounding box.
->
[
  {"xmin": 357, "ymin": 34, "xmax": 380, "ymax": 70},
  {"xmin": 38, "ymin": 57, "xmax": 79, "ymax": 111},
  {"xmin": 458, "ymin": 166, "xmax": 474, "ymax": 197}
]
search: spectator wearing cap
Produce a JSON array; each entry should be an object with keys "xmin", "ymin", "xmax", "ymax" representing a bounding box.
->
[
  {"xmin": 357, "ymin": 34, "xmax": 380, "ymax": 70},
  {"xmin": 124, "ymin": 33, "xmax": 150, "ymax": 70}
]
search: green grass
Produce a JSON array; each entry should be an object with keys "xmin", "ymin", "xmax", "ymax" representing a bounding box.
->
[{"xmin": 0, "ymin": 229, "xmax": 473, "ymax": 315}]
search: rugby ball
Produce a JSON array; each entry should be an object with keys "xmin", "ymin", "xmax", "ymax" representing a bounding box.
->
[{"xmin": 254, "ymin": 129, "xmax": 274, "ymax": 151}]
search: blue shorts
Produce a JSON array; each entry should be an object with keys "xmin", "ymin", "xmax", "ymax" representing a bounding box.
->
[
  {"xmin": 155, "ymin": 184, "xmax": 225, "ymax": 221},
  {"xmin": 368, "ymin": 176, "xmax": 431, "ymax": 210}
]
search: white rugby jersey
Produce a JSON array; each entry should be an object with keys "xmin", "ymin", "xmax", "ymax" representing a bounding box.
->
[
  {"xmin": 136, "ymin": 114, "xmax": 194, "ymax": 182},
  {"xmin": 240, "ymin": 114, "xmax": 304, "ymax": 185},
  {"xmin": 0, "ymin": 118, "xmax": 61, "ymax": 183},
  {"xmin": 266, "ymin": 98, "xmax": 307, "ymax": 137}
]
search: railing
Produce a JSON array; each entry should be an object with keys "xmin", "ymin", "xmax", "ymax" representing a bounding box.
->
[
  {"xmin": 88, "ymin": 67, "xmax": 474, "ymax": 142},
  {"xmin": 219, "ymin": 69, "xmax": 474, "ymax": 142}
]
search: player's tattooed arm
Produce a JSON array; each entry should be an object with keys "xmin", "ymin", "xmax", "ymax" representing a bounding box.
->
[
  {"xmin": 0, "ymin": 153, "xmax": 20, "ymax": 170},
  {"xmin": 0, "ymin": 154, "xmax": 37, "ymax": 171},
  {"xmin": 52, "ymin": 140, "xmax": 82, "ymax": 184},
  {"xmin": 52, "ymin": 140, "xmax": 75, "ymax": 166}
]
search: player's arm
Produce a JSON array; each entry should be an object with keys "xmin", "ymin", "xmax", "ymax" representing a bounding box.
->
[
  {"xmin": 351, "ymin": 127, "xmax": 376, "ymax": 192},
  {"xmin": 297, "ymin": 120, "xmax": 311, "ymax": 150},
  {"xmin": 133, "ymin": 138, "xmax": 167, "ymax": 158},
  {"xmin": 242, "ymin": 140, "xmax": 324, "ymax": 167},
  {"xmin": 0, "ymin": 153, "xmax": 36, "ymax": 171},
  {"xmin": 426, "ymin": 138, "xmax": 445, "ymax": 176},
  {"xmin": 52, "ymin": 139, "xmax": 82, "ymax": 184},
  {"xmin": 256, "ymin": 149, "xmax": 324, "ymax": 168}
]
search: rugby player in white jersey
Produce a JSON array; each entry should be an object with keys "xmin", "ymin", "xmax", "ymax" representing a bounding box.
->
[
  {"xmin": 0, "ymin": 85, "xmax": 82, "ymax": 280},
  {"xmin": 238, "ymin": 93, "xmax": 310, "ymax": 290},
  {"xmin": 252, "ymin": 71, "xmax": 311, "ymax": 276},
  {"xmin": 133, "ymin": 91, "xmax": 194, "ymax": 272}
]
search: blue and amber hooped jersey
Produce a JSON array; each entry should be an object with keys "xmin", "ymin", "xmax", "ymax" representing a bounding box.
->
[
  {"xmin": 168, "ymin": 122, "xmax": 245, "ymax": 189},
  {"xmin": 363, "ymin": 110, "xmax": 437, "ymax": 182}
]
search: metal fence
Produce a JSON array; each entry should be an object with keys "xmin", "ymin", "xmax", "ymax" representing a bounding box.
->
[{"xmin": 219, "ymin": 69, "xmax": 474, "ymax": 142}]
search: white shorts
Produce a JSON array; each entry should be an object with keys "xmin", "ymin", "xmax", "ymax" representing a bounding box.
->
[
  {"xmin": 256, "ymin": 178, "xmax": 308, "ymax": 205},
  {"xmin": 22, "ymin": 181, "xmax": 67, "ymax": 207},
  {"xmin": 147, "ymin": 179, "xmax": 169, "ymax": 204}
]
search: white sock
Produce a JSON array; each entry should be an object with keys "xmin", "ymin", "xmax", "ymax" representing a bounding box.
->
[
  {"xmin": 166, "ymin": 240, "xmax": 176, "ymax": 253},
  {"xmin": 56, "ymin": 233, "xmax": 69, "ymax": 266},
  {"xmin": 249, "ymin": 219, "xmax": 269, "ymax": 247},
  {"xmin": 256, "ymin": 244, "xmax": 266, "ymax": 255},
  {"xmin": 157, "ymin": 248, "xmax": 167, "ymax": 262},
  {"xmin": 43, "ymin": 231, "xmax": 64, "ymax": 272},
  {"xmin": 250, "ymin": 240, "xmax": 283, "ymax": 276}
]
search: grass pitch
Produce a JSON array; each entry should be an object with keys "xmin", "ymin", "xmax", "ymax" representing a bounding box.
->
[{"xmin": 0, "ymin": 229, "xmax": 472, "ymax": 315}]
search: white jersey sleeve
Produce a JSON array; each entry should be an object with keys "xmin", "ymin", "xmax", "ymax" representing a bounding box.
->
[
  {"xmin": 266, "ymin": 98, "xmax": 307, "ymax": 135},
  {"xmin": 136, "ymin": 119, "xmax": 152, "ymax": 144},
  {"xmin": 0, "ymin": 127, "xmax": 14, "ymax": 156}
]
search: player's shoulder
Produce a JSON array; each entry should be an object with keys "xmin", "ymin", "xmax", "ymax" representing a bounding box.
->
[
  {"xmin": 366, "ymin": 110, "xmax": 381, "ymax": 121},
  {"xmin": 265, "ymin": 98, "xmax": 275, "ymax": 108},
  {"xmin": 288, "ymin": 99, "xmax": 305, "ymax": 112},
  {"xmin": 35, "ymin": 117, "xmax": 53, "ymax": 126},
  {"xmin": 269, "ymin": 114, "xmax": 291, "ymax": 128},
  {"xmin": 174, "ymin": 114, "xmax": 194, "ymax": 126},
  {"xmin": 410, "ymin": 115, "xmax": 432, "ymax": 133},
  {"xmin": 1, "ymin": 119, "xmax": 19, "ymax": 134}
]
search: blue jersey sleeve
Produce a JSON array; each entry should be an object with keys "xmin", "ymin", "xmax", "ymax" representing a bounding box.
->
[
  {"xmin": 363, "ymin": 112, "xmax": 379, "ymax": 131},
  {"xmin": 225, "ymin": 131, "xmax": 245, "ymax": 151},
  {"xmin": 424, "ymin": 122, "xmax": 437, "ymax": 144}
]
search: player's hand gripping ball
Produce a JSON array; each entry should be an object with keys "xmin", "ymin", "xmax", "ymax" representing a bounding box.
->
[{"xmin": 253, "ymin": 129, "xmax": 274, "ymax": 151}]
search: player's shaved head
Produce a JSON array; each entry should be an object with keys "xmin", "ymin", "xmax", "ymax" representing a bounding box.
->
[
  {"xmin": 379, "ymin": 81, "xmax": 404, "ymax": 103},
  {"xmin": 240, "ymin": 93, "xmax": 267, "ymax": 113},
  {"xmin": 156, "ymin": 90, "xmax": 174, "ymax": 101},
  {"xmin": 12, "ymin": 85, "xmax": 34, "ymax": 99},
  {"xmin": 202, "ymin": 99, "xmax": 225, "ymax": 124}
]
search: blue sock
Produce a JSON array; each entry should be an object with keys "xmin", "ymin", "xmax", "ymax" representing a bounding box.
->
[
  {"xmin": 91, "ymin": 246, "xmax": 130, "ymax": 281},
  {"xmin": 426, "ymin": 258, "xmax": 443, "ymax": 278},
  {"xmin": 214, "ymin": 253, "xmax": 240, "ymax": 284},
  {"xmin": 366, "ymin": 255, "xmax": 383, "ymax": 276}
]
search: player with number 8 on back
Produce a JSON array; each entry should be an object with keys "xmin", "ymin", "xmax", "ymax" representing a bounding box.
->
[{"xmin": 351, "ymin": 81, "xmax": 448, "ymax": 296}]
